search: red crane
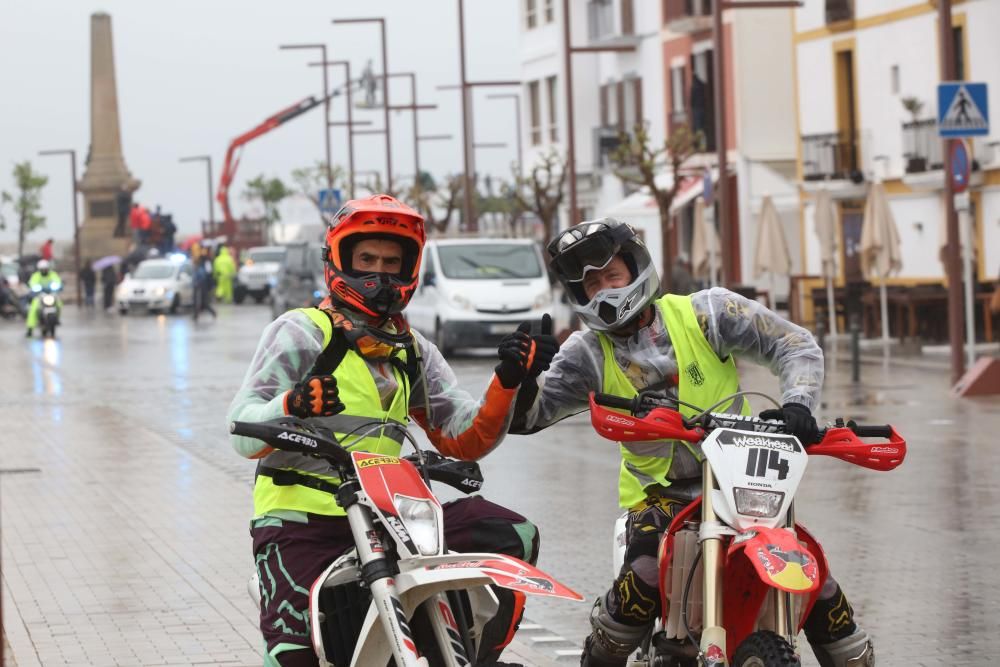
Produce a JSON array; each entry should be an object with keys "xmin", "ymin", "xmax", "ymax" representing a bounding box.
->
[{"xmin": 214, "ymin": 96, "xmax": 326, "ymax": 247}]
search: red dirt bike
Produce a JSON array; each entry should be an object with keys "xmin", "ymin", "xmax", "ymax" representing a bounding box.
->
[
  {"xmin": 588, "ymin": 389, "xmax": 906, "ymax": 666},
  {"xmin": 232, "ymin": 416, "xmax": 583, "ymax": 667}
]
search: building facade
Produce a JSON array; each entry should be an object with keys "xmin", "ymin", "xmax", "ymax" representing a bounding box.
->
[
  {"xmin": 795, "ymin": 0, "xmax": 1000, "ymax": 296},
  {"xmin": 518, "ymin": 0, "xmax": 666, "ymax": 234}
]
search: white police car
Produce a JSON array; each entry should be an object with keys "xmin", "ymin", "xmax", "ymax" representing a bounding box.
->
[{"xmin": 117, "ymin": 256, "xmax": 195, "ymax": 314}]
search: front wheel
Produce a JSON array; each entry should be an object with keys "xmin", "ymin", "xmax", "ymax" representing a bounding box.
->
[
  {"xmin": 732, "ymin": 631, "xmax": 800, "ymax": 667},
  {"xmin": 434, "ymin": 319, "xmax": 452, "ymax": 358}
]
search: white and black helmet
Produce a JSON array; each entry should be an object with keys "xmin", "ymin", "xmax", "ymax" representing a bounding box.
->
[{"xmin": 547, "ymin": 218, "xmax": 660, "ymax": 331}]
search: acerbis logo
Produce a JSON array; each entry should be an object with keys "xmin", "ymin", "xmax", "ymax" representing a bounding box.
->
[
  {"xmin": 869, "ymin": 446, "xmax": 899, "ymax": 454},
  {"xmin": 277, "ymin": 431, "xmax": 318, "ymax": 448},
  {"xmin": 357, "ymin": 456, "xmax": 400, "ymax": 468},
  {"xmin": 460, "ymin": 478, "xmax": 483, "ymax": 489}
]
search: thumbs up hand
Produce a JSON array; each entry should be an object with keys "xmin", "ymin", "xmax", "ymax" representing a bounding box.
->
[
  {"xmin": 528, "ymin": 313, "xmax": 559, "ymax": 379},
  {"xmin": 494, "ymin": 315, "xmax": 560, "ymax": 389}
]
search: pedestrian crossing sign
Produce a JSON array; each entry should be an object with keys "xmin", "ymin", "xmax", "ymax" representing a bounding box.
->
[{"xmin": 938, "ymin": 82, "xmax": 989, "ymax": 137}]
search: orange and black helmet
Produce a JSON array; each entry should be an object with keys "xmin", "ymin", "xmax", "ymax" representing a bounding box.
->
[{"xmin": 323, "ymin": 194, "xmax": 426, "ymax": 317}]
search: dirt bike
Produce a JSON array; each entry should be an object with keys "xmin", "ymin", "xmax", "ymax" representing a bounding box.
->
[
  {"xmin": 588, "ymin": 389, "xmax": 906, "ymax": 667},
  {"xmin": 231, "ymin": 415, "xmax": 583, "ymax": 667}
]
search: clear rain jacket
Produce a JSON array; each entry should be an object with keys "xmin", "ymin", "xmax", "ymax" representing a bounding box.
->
[
  {"xmin": 229, "ymin": 307, "xmax": 518, "ymax": 518},
  {"xmin": 512, "ymin": 287, "xmax": 824, "ymax": 506}
]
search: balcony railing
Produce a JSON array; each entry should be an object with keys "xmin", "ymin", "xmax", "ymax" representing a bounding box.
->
[
  {"xmin": 902, "ymin": 119, "xmax": 942, "ymax": 174},
  {"xmin": 594, "ymin": 125, "xmax": 625, "ymax": 168},
  {"xmin": 801, "ymin": 132, "xmax": 859, "ymax": 181},
  {"xmin": 669, "ymin": 111, "xmax": 716, "ymax": 152},
  {"xmin": 665, "ymin": 0, "xmax": 713, "ymax": 33}
]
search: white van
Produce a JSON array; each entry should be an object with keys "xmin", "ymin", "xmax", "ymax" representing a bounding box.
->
[{"xmin": 405, "ymin": 238, "xmax": 553, "ymax": 355}]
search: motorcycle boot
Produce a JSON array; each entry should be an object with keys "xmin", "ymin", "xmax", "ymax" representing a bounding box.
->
[
  {"xmin": 810, "ymin": 627, "xmax": 874, "ymax": 667},
  {"xmin": 580, "ymin": 597, "xmax": 647, "ymax": 666}
]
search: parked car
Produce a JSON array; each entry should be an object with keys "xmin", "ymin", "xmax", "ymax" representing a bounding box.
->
[
  {"xmin": 405, "ymin": 238, "xmax": 553, "ymax": 356},
  {"xmin": 117, "ymin": 257, "xmax": 195, "ymax": 315},
  {"xmin": 270, "ymin": 242, "xmax": 325, "ymax": 319},
  {"xmin": 234, "ymin": 245, "xmax": 287, "ymax": 304}
]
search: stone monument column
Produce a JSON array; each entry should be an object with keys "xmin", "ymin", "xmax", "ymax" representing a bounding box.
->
[{"xmin": 78, "ymin": 12, "xmax": 140, "ymax": 260}]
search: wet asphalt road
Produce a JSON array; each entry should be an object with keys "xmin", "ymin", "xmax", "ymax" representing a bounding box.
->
[{"xmin": 3, "ymin": 303, "xmax": 1000, "ymax": 665}]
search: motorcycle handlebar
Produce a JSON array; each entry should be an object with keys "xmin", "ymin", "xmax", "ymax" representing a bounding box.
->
[
  {"xmin": 846, "ymin": 421, "xmax": 892, "ymax": 439},
  {"xmin": 593, "ymin": 392, "xmax": 895, "ymax": 441},
  {"xmin": 230, "ymin": 418, "xmax": 352, "ymax": 466},
  {"xmin": 591, "ymin": 392, "xmax": 636, "ymax": 412}
]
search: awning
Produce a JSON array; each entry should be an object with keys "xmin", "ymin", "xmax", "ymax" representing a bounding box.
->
[{"xmin": 603, "ymin": 168, "xmax": 717, "ymax": 219}]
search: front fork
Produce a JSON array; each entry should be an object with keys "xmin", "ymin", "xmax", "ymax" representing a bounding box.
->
[
  {"xmin": 345, "ymin": 499, "xmax": 427, "ymax": 667},
  {"xmin": 344, "ymin": 485, "xmax": 470, "ymax": 667},
  {"xmin": 699, "ymin": 465, "xmax": 728, "ymax": 665},
  {"xmin": 698, "ymin": 465, "xmax": 797, "ymax": 665}
]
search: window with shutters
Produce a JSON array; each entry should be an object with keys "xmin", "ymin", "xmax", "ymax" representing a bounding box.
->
[
  {"xmin": 525, "ymin": 0, "xmax": 538, "ymax": 29},
  {"xmin": 544, "ymin": 0, "xmax": 554, "ymax": 23},
  {"xmin": 546, "ymin": 75, "xmax": 559, "ymax": 142},
  {"xmin": 621, "ymin": 0, "xmax": 634, "ymax": 35},
  {"xmin": 529, "ymin": 80, "xmax": 542, "ymax": 145}
]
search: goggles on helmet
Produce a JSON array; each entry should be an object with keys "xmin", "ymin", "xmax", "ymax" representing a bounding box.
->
[{"xmin": 548, "ymin": 222, "xmax": 636, "ymax": 282}]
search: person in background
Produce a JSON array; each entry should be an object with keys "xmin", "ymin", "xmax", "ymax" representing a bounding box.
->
[
  {"xmin": 25, "ymin": 259, "xmax": 62, "ymax": 337},
  {"xmin": 101, "ymin": 264, "xmax": 118, "ymax": 312},
  {"xmin": 193, "ymin": 250, "xmax": 217, "ymax": 322},
  {"xmin": 39, "ymin": 238, "xmax": 54, "ymax": 262},
  {"xmin": 213, "ymin": 245, "xmax": 237, "ymax": 304},
  {"xmin": 79, "ymin": 261, "xmax": 97, "ymax": 308},
  {"xmin": 670, "ymin": 252, "xmax": 695, "ymax": 295}
]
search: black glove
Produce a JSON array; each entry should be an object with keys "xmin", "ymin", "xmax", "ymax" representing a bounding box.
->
[
  {"xmin": 528, "ymin": 313, "xmax": 559, "ymax": 378},
  {"xmin": 495, "ymin": 321, "xmax": 535, "ymax": 389},
  {"xmin": 759, "ymin": 402, "xmax": 820, "ymax": 445},
  {"xmin": 285, "ymin": 375, "xmax": 345, "ymax": 418}
]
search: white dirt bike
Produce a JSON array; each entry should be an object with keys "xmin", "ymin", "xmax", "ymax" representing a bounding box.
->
[{"xmin": 232, "ymin": 416, "xmax": 583, "ymax": 667}]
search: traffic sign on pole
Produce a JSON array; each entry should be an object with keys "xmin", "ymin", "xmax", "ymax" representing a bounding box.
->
[
  {"xmin": 938, "ymin": 82, "xmax": 989, "ymax": 137},
  {"xmin": 949, "ymin": 139, "xmax": 971, "ymax": 193}
]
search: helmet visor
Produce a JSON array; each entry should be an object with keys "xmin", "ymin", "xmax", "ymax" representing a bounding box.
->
[{"xmin": 549, "ymin": 223, "xmax": 634, "ymax": 282}]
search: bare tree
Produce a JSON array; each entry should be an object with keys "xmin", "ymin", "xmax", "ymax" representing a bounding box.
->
[
  {"xmin": 506, "ymin": 149, "xmax": 566, "ymax": 247},
  {"xmin": 407, "ymin": 173, "xmax": 462, "ymax": 235},
  {"xmin": 290, "ymin": 161, "xmax": 346, "ymax": 223},
  {"xmin": 609, "ymin": 122, "xmax": 699, "ymax": 294}
]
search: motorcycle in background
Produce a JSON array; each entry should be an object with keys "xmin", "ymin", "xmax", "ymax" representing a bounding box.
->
[
  {"xmin": 589, "ymin": 389, "xmax": 905, "ymax": 667},
  {"xmin": 31, "ymin": 281, "xmax": 63, "ymax": 338},
  {"xmin": 231, "ymin": 415, "xmax": 583, "ymax": 667}
]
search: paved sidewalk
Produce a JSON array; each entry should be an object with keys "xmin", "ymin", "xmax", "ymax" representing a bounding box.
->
[{"xmin": 0, "ymin": 309, "xmax": 560, "ymax": 667}]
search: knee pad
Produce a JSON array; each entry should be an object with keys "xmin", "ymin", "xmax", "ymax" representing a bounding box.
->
[
  {"xmin": 810, "ymin": 627, "xmax": 874, "ymax": 667},
  {"xmin": 587, "ymin": 596, "xmax": 648, "ymax": 660}
]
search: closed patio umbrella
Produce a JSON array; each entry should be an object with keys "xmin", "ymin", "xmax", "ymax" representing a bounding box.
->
[
  {"xmin": 691, "ymin": 197, "xmax": 721, "ymax": 286},
  {"xmin": 814, "ymin": 189, "xmax": 839, "ymax": 336},
  {"xmin": 859, "ymin": 181, "xmax": 902, "ymax": 344},
  {"xmin": 753, "ymin": 196, "xmax": 791, "ymax": 309}
]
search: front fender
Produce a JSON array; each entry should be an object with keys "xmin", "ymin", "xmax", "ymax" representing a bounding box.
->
[
  {"xmin": 397, "ymin": 552, "xmax": 583, "ymax": 602},
  {"xmin": 348, "ymin": 553, "xmax": 581, "ymax": 667},
  {"xmin": 728, "ymin": 526, "xmax": 820, "ymax": 594}
]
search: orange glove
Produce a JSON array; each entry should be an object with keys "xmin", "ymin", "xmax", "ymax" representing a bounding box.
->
[{"xmin": 284, "ymin": 375, "xmax": 345, "ymax": 418}]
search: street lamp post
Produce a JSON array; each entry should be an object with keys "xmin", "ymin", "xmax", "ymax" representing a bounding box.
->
[
  {"xmin": 279, "ymin": 43, "xmax": 333, "ymax": 190},
  {"xmin": 386, "ymin": 72, "xmax": 438, "ymax": 185},
  {"xmin": 310, "ymin": 59, "xmax": 365, "ymax": 200},
  {"xmin": 561, "ymin": 0, "xmax": 636, "ymax": 229},
  {"xmin": 38, "ymin": 149, "xmax": 81, "ymax": 305},
  {"xmin": 486, "ymin": 93, "xmax": 523, "ymax": 179},
  {"xmin": 438, "ymin": 81, "xmax": 519, "ymax": 232},
  {"xmin": 179, "ymin": 155, "xmax": 214, "ymax": 238},
  {"xmin": 333, "ymin": 18, "xmax": 393, "ymax": 191}
]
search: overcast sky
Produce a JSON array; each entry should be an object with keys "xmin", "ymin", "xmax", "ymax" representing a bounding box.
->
[{"xmin": 0, "ymin": 1, "xmax": 522, "ymax": 246}]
